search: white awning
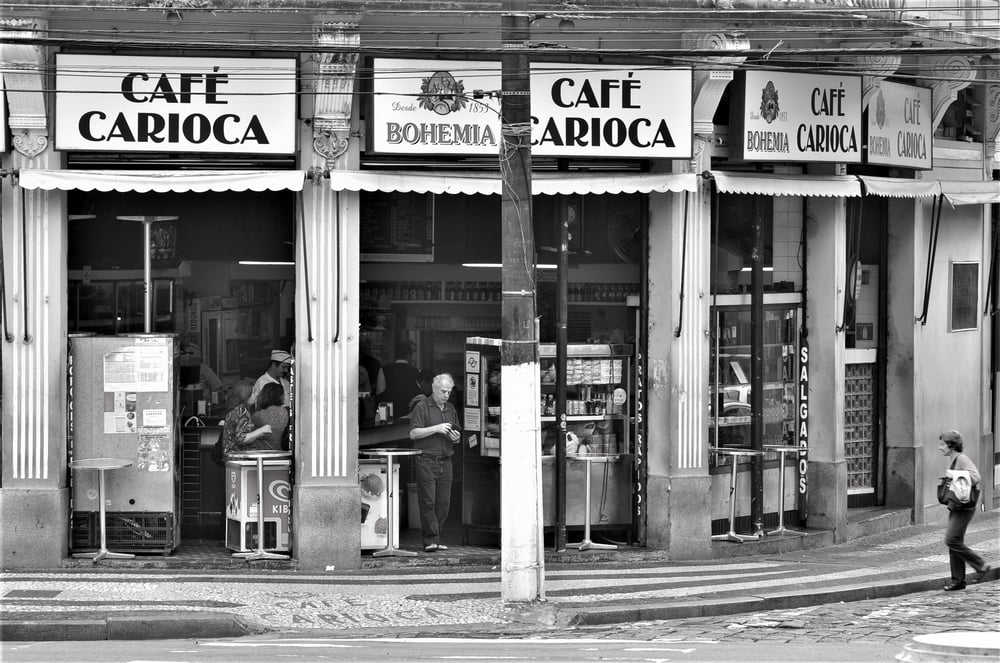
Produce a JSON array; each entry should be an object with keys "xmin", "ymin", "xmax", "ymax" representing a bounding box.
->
[
  {"xmin": 710, "ymin": 171, "xmax": 862, "ymax": 197},
  {"xmin": 328, "ymin": 170, "xmax": 501, "ymax": 195},
  {"xmin": 531, "ymin": 172, "xmax": 697, "ymax": 195},
  {"xmin": 858, "ymin": 176, "xmax": 941, "ymax": 198},
  {"xmin": 16, "ymin": 169, "xmax": 306, "ymax": 192},
  {"xmin": 940, "ymin": 180, "xmax": 1000, "ymax": 207},
  {"xmin": 327, "ymin": 170, "xmax": 697, "ymax": 196}
]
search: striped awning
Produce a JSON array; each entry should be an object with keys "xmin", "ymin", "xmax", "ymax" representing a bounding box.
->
[{"xmin": 16, "ymin": 169, "xmax": 307, "ymax": 192}]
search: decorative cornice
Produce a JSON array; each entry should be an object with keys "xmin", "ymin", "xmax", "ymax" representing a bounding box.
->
[
  {"xmin": 12, "ymin": 129, "xmax": 48, "ymax": 159},
  {"xmin": 838, "ymin": 43, "xmax": 901, "ymax": 109},
  {"xmin": 311, "ymin": 21, "xmax": 359, "ymax": 167},
  {"xmin": 920, "ymin": 55, "xmax": 977, "ymax": 132},
  {"xmin": 1, "ymin": 19, "xmax": 49, "ymax": 157},
  {"xmin": 683, "ymin": 31, "xmax": 749, "ymax": 136},
  {"xmin": 985, "ymin": 56, "xmax": 999, "ymax": 168}
]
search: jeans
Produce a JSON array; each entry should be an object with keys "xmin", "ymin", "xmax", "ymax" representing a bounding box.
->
[
  {"xmin": 415, "ymin": 455, "xmax": 452, "ymax": 547},
  {"xmin": 945, "ymin": 506, "xmax": 986, "ymax": 584}
]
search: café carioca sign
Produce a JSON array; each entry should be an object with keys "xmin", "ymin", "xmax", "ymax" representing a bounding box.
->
[
  {"xmin": 370, "ymin": 58, "xmax": 692, "ymax": 158},
  {"xmin": 55, "ymin": 54, "xmax": 297, "ymax": 154},
  {"xmin": 731, "ymin": 70, "xmax": 862, "ymax": 163}
]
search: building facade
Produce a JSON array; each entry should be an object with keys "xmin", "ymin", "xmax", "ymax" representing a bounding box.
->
[{"xmin": 1, "ymin": 1, "xmax": 997, "ymax": 571}]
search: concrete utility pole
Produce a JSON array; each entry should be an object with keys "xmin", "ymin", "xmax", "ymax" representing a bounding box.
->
[{"xmin": 499, "ymin": 0, "xmax": 544, "ymax": 602}]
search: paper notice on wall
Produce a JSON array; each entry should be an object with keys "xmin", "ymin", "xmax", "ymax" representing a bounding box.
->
[
  {"xmin": 103, "ymin": 344, "xmax": 169, "ymax": 392},
  {"xmin": 136, "ymin": 432, "xmax": 171, "ymax": 472},
  {"xmin": 467, "ymin": 433, "xmax": 479, "ymax": 449},
  {"xmin": 143, "ymin": 408, "xmax": 168, "ymax": 428},
  {"xmin": 465, "ymin": 408, "xmax": 481, "ymax": 432},
  {"xmin": 104, "ymin": 411, "xmax": 137, "ymax": 434}
]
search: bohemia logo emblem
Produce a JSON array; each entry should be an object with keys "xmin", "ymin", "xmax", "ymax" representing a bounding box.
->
[
  {"xmin": 385, "ymin": 69, "xmax": 495, "ymax": 147},
  {"xmin": 759, "ymin": 81, "xmax": 780, "ymax": 124},
  {"xmin": 874, "ymin": 90, "xmax": 887, "ymax": 129},
  {"xmin": 418, "ymin": 71, "xmax": 468, "ymax": 115}
]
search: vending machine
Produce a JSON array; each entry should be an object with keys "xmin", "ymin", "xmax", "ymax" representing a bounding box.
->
[{"xmin": 68, "ymin": 334, "xmax": 180, "ymax": 554}]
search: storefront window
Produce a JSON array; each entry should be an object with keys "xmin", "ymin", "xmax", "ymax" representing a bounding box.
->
[
  {"xmin": 710, "ymin": 193, "xmax": 802, "ymax": 295},
  {"xmin": 709, "ymin": 306, "xmax": 800, "ymax": 464}
]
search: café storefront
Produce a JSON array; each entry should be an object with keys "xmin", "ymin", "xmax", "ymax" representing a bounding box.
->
[{"xmin": 1, "ymin": 29, "xmax": 994, "ymax": 570}]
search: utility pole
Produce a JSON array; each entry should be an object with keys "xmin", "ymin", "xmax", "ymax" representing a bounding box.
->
[{"xmin": 499, "ymin": 0, "xmax": 544, "ymax": 602}]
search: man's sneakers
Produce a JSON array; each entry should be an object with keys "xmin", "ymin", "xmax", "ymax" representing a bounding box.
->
[
  {"xmin": 423, "ymin": 543, "xmax": 449, "ymax": 553},
  {"xmin": 943, "ymin": 582, "xmax": 966, "ymax": 591},
  {"xmin": 973, "ymin": 563, "xmax": 992, "ymax": 583}
]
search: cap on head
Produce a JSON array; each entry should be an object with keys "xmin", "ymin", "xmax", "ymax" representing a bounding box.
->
[{"xmin": 270, "ymin": 350, "xmax": 293, "ymax": 365}]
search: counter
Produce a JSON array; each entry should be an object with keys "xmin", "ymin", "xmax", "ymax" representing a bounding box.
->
[{"xmin": 359, "ymin": 419, "xmax": 412, "ymax": 448}]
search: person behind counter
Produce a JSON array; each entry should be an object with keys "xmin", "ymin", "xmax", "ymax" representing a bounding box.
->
[
  {"xmin": 179, "ymin": 341, "xmax": 223, "ymax": 414},
  {"xmin": 408, "ymin": 373, "xmax": 461, "ymax": 552},
  {"xmin": 250, "ymin": 349, "xmax": 293, "ymax": 408},
  {"xmin": 223, "ymin": 379, "xmax": 273, "ymax": 457},
  {"xmin": 382, "ymin": 340, "xmax": 423, "ymax": 417},
  {"xmin": 252, "ymin": 382, "xmax": 290, "ymax": 451}
]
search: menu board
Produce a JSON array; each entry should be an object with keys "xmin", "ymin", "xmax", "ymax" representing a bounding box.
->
[{"xmin": 360, "ymin": 191, "xmax": 435, "ymax": 262}]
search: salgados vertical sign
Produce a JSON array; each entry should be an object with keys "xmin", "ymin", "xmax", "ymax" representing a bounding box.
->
[
  {"xmin": 55, "ymin": 54, "xmax": 297, "ymax": 154},
  {"xmin": 797, "ymin": 336, "xmax": 809, "ymax": 521}
]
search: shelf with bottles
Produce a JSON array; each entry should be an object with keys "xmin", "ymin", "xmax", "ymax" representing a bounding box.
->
[
  {"xmin": 566, "ymin": 283, "xmax": 640, "ymax": 304},
  {"xmin": 537, "ymin": 344, "xmax": 633, "ymax": 458}
]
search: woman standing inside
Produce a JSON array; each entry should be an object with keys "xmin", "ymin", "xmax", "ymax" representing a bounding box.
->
[
  {"xmin": 252, "ymin": 382, "xmax": 290, "ymax": 451},
  {"xmin": 222, "ymin": 379, "xmax": 272, "ymax": 457},
  {"xmin": 939, "ymin": 429, "xmax": 991, "ymax": 591}
]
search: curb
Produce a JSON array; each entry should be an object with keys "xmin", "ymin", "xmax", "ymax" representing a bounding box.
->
[
  {"xmin": 566, "ymin": 570, "xmax": 999, "ymax": 626},
  {"xmin": 0, "ymin": 611, "xmax": 253, "ymax": 642}
]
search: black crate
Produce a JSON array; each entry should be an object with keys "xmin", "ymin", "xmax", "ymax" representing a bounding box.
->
[{"xmin": 71, "ymin": 511, "xmax": 175, "ymax": 553}]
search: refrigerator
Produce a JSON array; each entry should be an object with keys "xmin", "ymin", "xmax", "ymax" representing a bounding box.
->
[
  {"xmin": 68, "ymin": 334, "xmax": 180, "ymax": 554},
  {"xmin": 359, "ymin": 459, "xmax": 399, "ymax": 550}
]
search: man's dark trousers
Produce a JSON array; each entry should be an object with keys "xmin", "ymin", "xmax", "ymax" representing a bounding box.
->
[{"xmin": 416, "ymin": 455, "xmax": 452, "ymax": 547}]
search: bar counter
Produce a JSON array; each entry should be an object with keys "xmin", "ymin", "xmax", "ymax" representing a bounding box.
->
[{"xmin": 359, "ymin": 419, "xmax": 412, "ymax": 448}]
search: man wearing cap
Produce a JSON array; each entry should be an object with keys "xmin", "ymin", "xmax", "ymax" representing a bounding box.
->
[{"xmin": 250, "ymin": 349, "xmax": 293, "ymax": 408}]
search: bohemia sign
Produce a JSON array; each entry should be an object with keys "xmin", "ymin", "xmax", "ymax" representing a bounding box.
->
[
  {"xmin": 731, "ymin": 70, "xmax": 862, "ymax": 163},
  {"xmin": 865, "ymin": 81, "xmax": 933, "ymax": 169},
  {"xmin": 55, "ymin": 54, "xmax": 297, "ymax": 154},
  {"xmin": 370, "ymin": 58, "xmax": 692, "ymax": 158}
]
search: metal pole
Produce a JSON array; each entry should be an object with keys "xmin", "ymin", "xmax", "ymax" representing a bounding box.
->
[
  {"xmin": 555, "ymin": 195, "xmax": 568, "ymax": 551},
  {"xmin": 750, "ymin": 199, "xmax": 764, "ymax": 536},
  {"xmin": 142, "ymin": 219, "xmax": 153, "ymax": 333}
]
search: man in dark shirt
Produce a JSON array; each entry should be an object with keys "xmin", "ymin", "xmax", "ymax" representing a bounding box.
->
[{"xmin": 408, "ymin": 373, "xmax": 461, "ymax": 552}]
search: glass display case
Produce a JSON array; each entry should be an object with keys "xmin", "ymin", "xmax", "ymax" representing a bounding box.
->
[
  {"xmin": 461, "ymin": 338, "xmax": 635, "ymax": 540},
  {"xmin": 709, "ymin": 306, "xmax": 800, "ymax": 462}
]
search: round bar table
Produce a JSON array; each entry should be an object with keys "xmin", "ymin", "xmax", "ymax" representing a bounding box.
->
[
  {"xmin": 228, "ymin": 450, "xmax": 293, "ymax": 561},
  {"xmin": 711, "ymin": 447, "xmax": 765, "ymax": 543},
  {"xmin": 359, "ymin": 448, "xmax": 422, "ymax": 557},
  {"xmin": 763, "ymin": 444, "xmax": 807, "ymax": 536},
  {"xmin": 70, "ymin": 457, "xmax": 135, "ymax": 562},
  {"xmin": 566, "ymin": 453, "xmax": 621, "ymax": 551}
]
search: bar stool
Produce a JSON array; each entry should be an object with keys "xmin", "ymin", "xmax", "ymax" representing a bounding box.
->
[
  {"xmin": 228, "ymin": 449, "xmax": 292, "ymax": 561},
  {"xmin": 763, "ymin": 444, "xmax": 806, "ymax": 536},
  {"xmin": 359, "ymin": 448, "xmax": 422, "ymax": 557},
  {"xmin": 567, "ymin": 453, "xmax": 620, "ymax": 551},
  {"xmin": 70, "ymin": 457, "xmax": 135, "ymax": 562},
  {"xmin": 711, "ymin": 447, "xmax": 765, "ymax": 543}
]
